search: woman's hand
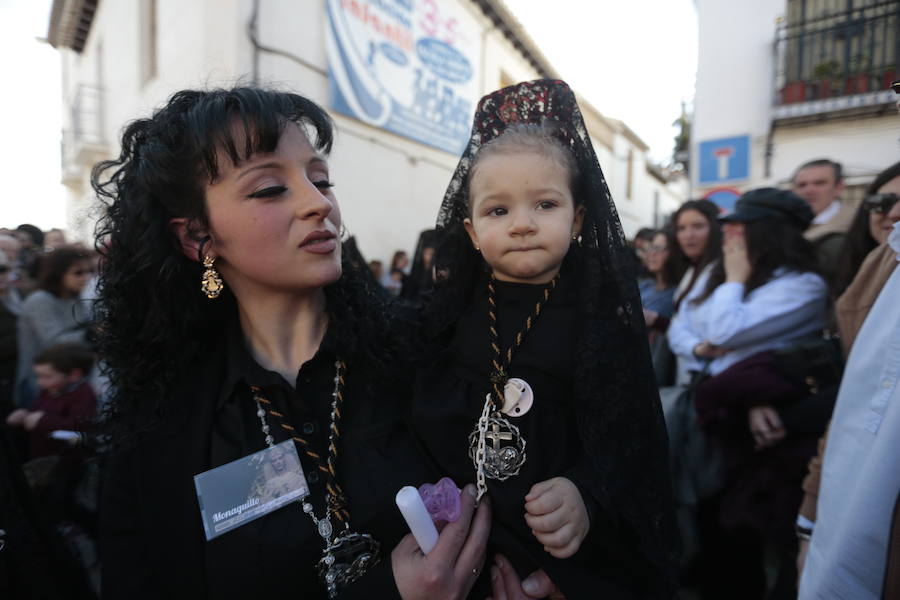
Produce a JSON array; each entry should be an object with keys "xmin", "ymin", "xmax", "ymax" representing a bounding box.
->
[
  {"xmin": 524, "ymin": 477, "xmax": 589, "ymax": 559},
  {"xmin": 693, "ymin": 341, "xmax": 729, "ymax": 359},
  {"xmin": 643, "ymin": 309, "xmax": 658, "ymax": 327},
  {"xmin": 488, "ymin": 554, "xmax": 565, "ymax": 600},
  {"xmin": 723, "ymin": 229, "xmax": 752, "ymax": 284},
  {"xmin": 748, "ymin": 405, "xmax": 786, "ymax": 449},
  {"xmin": 5, "ymin": 408, "xmax": 28, "ymax": 427},
  {"xmin": 393, "ymin": 484, "xmax": 491, "ymax": 600}
]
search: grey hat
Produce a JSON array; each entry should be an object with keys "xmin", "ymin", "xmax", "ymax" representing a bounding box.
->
[{"xmin": 719, "ymin": 187, "xmax": 814, "ymax": 230}]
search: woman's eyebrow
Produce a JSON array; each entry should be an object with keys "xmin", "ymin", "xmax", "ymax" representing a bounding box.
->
[
  {"xmin": 236, "ymin": 161, "xmax": 281, "ymax": 182},
  {"xmin": 235, "ymin": 154, "xmax": 328, "ymax": 181}
]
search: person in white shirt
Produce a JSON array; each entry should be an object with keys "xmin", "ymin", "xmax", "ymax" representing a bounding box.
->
[
  {"xmin": 671, "ymin": 188, "xmax": 829, "ymax": 599},
  {"xmin": 798, "ymin": 221, "xmax": 900, "ymax": 599},
  {"xmin": 664, "ymin": 199, "xmax": 723, "ymax": 385}
]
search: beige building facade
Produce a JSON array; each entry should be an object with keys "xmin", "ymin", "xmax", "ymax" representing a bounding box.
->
[{"xmin": 49, "ymin": 0, "xmax": 685, "ymax": 262}]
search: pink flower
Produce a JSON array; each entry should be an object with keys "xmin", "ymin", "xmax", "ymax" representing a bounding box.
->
[{"xmin": 418, "ymin": 477, "xmax": 461, "ymax": 522}]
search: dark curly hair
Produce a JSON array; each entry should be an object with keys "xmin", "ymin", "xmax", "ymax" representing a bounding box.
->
[
  {"xmin": 37, "ymin": 244, "xmax": 93, "ymax": 298},
  {"xmin": 91, "ymin": 87, "xmax": 397, "ymax": 440},
  {"xmin": 832, "ymin": 160, "xmax": 900, "ymax": 296}
]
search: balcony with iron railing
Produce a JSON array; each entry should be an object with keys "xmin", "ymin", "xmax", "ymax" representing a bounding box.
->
[
  {"xmin": 773, "ymin": 0, "xmax": 898, "ymax": 121},
  {"xmin": 61, "ymin": 83, "xmax": 108, "ymax": 183}
]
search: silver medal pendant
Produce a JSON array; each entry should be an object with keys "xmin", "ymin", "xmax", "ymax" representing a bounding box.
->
[
  {"xmin": 468, "ymin": 411, "xmax": 527, "ymax": 480},
  {"xmin": 317, "ymin": 531, "xmax": 382, "ymax": 598}
]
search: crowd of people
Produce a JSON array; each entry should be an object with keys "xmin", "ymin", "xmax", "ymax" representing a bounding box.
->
[
  {"xmin": 0, "ymin": 225, "xmax": 102, "ymax": 597},
  {"xmin": 1, "ymin": 78, "xmax": 899, "ymax": 600},
  {"xmin": 633, "ymin": 157, "xmax": 900, "ymax": 599}
]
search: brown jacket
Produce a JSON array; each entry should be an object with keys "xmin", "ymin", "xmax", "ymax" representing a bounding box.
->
[
  {"xmin": 804, "ymin": 199, "xmax": 859, "ymax": 245},
  {"xmin": 804, "ymin": 199, "xmax": 860, "ymax": 288},
  {"xmin": 799, "ymin": 242, "xmax": 898, "ymax": 523}
]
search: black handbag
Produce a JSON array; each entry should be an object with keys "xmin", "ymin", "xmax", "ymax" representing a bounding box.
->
[
  {"xmin": 772, "ymin": 335, "xmax": 843, "ymax": 436},
  {"xmin": 773, "ymin": 334, "xmax": 843, "ymax": 395}
]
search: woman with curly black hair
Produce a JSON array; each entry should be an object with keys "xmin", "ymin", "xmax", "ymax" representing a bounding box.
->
[{"xmin": 91, "ymin": 87, "xmax": 501, "ymax": 600}]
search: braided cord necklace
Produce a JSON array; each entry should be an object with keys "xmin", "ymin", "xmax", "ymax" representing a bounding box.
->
[
  {"xmin": 468, "ymin": 274, "xmax": 559, "ymax": 500},
  {"xmin": 252, "ymin": 359, "xmax": 379, "ymax": 599}
]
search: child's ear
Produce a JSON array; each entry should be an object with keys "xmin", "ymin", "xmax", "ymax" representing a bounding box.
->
[
  {"xmin": 169, "ymin": 218, "xmax": 213, "ymax": 263},
  {"xmin": 572, "ymin": 205, "xmax": 586, "ymax": 238},
  {"xmin": 463, "ymin": 218, "xmax": 480, "ymax": 251},
  {"xmin": 67, "ymin": 368, "xmax": 84, "ymax": 384}
]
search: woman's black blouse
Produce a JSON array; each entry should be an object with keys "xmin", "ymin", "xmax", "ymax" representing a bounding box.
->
[
  {"xmin": 411, "ymin": 277, "xmax": 656, "ymax": 599},
  {"xmin": 101, "ymin": 321, "xmax": 436, "ymax": 600}
]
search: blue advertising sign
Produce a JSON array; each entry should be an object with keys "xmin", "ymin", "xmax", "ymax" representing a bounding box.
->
[
  {"xmin": 698, "ymin": 135, "xmax": 750, "ymax": 185},
  {"xmin": 326, "ymin": 0, "xmax": 481, "ymax": 155}
]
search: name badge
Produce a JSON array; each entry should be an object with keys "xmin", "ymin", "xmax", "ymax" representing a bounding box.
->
[{"xmin": 194, "ymin": 439, "xmax": 309, "ymax": 540}]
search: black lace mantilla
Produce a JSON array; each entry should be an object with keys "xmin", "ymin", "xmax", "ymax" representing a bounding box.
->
[{"xmin": 428, "ymin": 79, "xmax": 678, "ymax": 587}]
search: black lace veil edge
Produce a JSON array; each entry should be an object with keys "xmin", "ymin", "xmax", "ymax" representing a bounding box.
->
[{"xmin": 427, "ymin": 79, "xmax": 678, "ymax": 586}]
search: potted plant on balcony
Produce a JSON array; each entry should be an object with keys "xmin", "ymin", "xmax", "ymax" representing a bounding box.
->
[
  {"xmin": 781, "ymin": 80, "xmax": 807, "ymax": 104},
  {"xmin": 812, "ymin": 60, "xmax": 840, "ymax": 99},
  {"xmin": 844, "ymin": 53, "xmax": 871, "ymax": 95}
]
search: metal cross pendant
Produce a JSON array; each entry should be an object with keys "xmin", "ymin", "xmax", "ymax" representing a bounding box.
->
[
  {"xmin": 468, "ymin": 412, "xmax": 526, "ymax": 481},
  {"xmin": 486, "ymin": 420, "xmax": 514, "ymax": 448}
]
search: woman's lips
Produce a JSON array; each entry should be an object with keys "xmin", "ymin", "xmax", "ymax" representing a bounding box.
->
[{"xmin": 299, "ymin": 231, "xmax": 337, "ymax": 254}]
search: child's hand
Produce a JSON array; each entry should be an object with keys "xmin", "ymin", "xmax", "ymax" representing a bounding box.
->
[
  {"xmin": 22, "ymin": 411, "xmax": 45, "ymax": 432},
  {"xmin": 523, "ymin": 477, "xmax": 589, "ymax": 559},
  {"xmin": 5, "ymin": 408, "xmax": 28, "ymax": 427}
]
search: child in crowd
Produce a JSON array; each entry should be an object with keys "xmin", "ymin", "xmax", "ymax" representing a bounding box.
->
[
  {"xmin": 6, "ymin": 342, "xmax": 96, "ymax": 459},
  {"xmin": 412, "ymin": 80, "xmax": 676, "ymax": 598}
]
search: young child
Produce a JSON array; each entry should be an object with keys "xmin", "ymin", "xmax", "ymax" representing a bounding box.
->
[
  {"xmin": 411, "ymin": 80, "xmax": 676, "ymax": 598},
  {"xmin": 6, "ymin": 342, "xmax": 96, "ymax": 459}
]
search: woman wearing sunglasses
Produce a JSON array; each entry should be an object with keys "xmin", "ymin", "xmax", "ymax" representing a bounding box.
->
[
  {"xmin": 832, "ymin": 160, "xmax": 900, "ymax": 298},
  {"xmin": 14, "ymin": 245, "xmax": 95, "ymax": 408}
]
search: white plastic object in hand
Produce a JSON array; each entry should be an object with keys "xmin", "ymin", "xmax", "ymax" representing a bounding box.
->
[
  {"xmin": 395, "ymin": 486, "xmax": 439, "ymax": 554},
  {"xmin": 49, "ymin": 430, "xmax": 81, "ymax": 444}
]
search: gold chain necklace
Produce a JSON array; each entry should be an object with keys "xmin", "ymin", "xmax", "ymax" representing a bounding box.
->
[{"xmin": 468, "ymin": 275, "xmax": 559, "ymax": 499}]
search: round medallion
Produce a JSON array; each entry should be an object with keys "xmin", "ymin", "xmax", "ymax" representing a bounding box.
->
[{"xmin": 500, "ymin": 378, "xmax": 534, "ymax": 417}]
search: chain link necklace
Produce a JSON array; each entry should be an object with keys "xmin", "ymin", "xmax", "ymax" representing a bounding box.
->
[
  {"xmin": 468, "ymin": 274, "xmax": 559, "ymax": 500},
  {"xmin": 252, "ymin": 359, "xmax": 380, "ymax": 599}
]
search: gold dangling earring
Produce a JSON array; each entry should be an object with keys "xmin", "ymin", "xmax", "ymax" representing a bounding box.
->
[{"xmin": 201, "ymin": 255, "xmax": 224, "ymax": 299}]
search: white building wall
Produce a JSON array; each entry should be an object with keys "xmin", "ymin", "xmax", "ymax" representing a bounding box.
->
[
  {"xmin": 692, "ymin": 0, "xmax": 784, "ymax": 194},
  {"xmin": 56, "ymin": 0, "xmax": 680, "ymax": 262},
  {"xmin": 770, "ymin": 115, "xmax": 900, "ymax": 185},
  {"xmin": 692, "ymin": 0, "xmax": 900, "ymax": 199}
]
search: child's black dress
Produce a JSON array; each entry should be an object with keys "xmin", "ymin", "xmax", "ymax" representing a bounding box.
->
[{"xmin": 411, "ymin": 276, "xmax": 664, "ymax": 599}]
